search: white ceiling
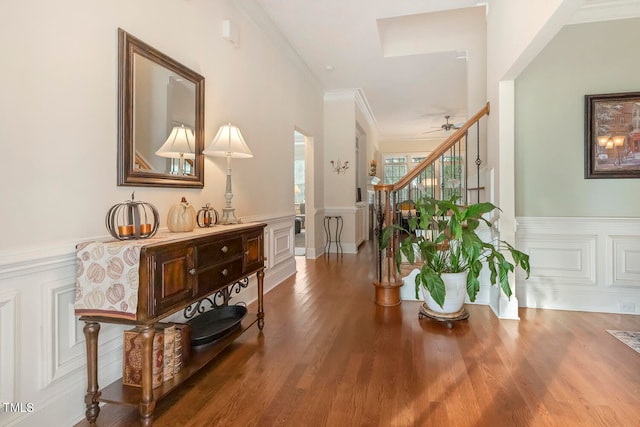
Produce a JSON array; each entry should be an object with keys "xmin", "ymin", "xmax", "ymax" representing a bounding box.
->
[{"xmin": 253, "ymin": 0, "xmax": 640, "ymax": 142}]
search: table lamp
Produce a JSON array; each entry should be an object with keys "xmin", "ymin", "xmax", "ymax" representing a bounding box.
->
[{"xmin": 203, "ymin": 123, "xmax": 253, "ymax": 224}]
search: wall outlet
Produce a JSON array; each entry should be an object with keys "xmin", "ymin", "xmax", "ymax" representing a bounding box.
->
[{"xmin": 619, "ymin": 302, "xmax": 636, "ymax": 313}]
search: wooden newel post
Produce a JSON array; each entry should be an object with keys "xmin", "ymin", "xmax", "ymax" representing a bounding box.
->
[{"xmin": 372, "ymin": 185, "xmax": 402, "ymax": 306}]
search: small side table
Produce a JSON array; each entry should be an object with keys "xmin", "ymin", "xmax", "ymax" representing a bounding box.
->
[{"xmin": 324, "ymin": 216, "xmax": 343, "ymax": 254}]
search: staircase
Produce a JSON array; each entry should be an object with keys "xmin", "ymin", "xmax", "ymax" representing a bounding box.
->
[{"xmin": 372, "ymin": 102, "xmax": 491, "ymax": 306}]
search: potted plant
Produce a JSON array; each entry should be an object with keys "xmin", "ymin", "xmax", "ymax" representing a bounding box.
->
[{"xmin": 381, "ymin": 195, "xmax": 530, "ymax": 314}]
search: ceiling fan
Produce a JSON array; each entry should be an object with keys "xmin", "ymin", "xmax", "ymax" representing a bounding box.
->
[{"xmin": 423, "ymin": 115, "xmax": 463, "ymax": 134}]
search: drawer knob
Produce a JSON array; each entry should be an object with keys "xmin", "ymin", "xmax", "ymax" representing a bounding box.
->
[
  {"xmin": 221, "ymin": 245, "xmax": 228, "ymax": 253},
  {"xmin": 221, "ymin": 268, "xmax": 228, "ymax": 276},
  {"xmin": 189, "ymin": 268, "xmax": 197, "ymax": 276}
]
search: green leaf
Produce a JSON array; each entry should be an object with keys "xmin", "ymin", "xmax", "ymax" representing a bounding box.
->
[
  {"xmin": 395, "ymin": 247, "xmax": 402, "ymax": 272},
  {"xmin": 502, "ymin": 241, "xmax": 531, "ymax": 279},
  {"xmin": 400, "ymin": 238, "xmax": 415, "ymax": 265},
  {"xmin": 408, "ymin": 216, "xmax": 419, "ymax": 231},
  {"xmin": 380, "ymin": 226, "xmax": 395, "ymax": 249},
  {"xmin": 498, "ymin": 258, "xmax": 514, "ymax": 298},
  {"xmin": 421, "ymin": 266, "xmax": 446, "ymax": 308},
  {"xmin": 467, "ymin": 261, "xmax": 482, "ymax": 302},
  {"xmin": 449, "ymin": 214, "xmax": 462, "ymax": 240},
  {"xmin": 464, "ymin": 202, "xmax": 498, "ymax": 220},
  {"xmin": 466, "ymin": 218, "xmax": 480, "ymax": 233},
  {"xmin": 487, "ymin": 255, "xmax": 498, "ymax": 285},
  {"xmin": 461, "ymin": 231, "xmax": 481, "ymax": 261}
]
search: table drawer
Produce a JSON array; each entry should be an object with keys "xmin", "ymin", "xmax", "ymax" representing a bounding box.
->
[
  {"xmin": 197, "ymin": 236, "xmax": 243, "ymax": 266},
  {"xmin": 197, "ymin": 258, "xmax": 243, "ymax": 295}
]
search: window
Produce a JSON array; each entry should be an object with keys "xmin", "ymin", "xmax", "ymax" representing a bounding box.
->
[
  {"xmin": 383, "ymin": 154, "xmax": 430, "ymax": 184},
  {"xmin": 382, "ymin": 151, "xmax": 465, "ymax": 203},
  {"xmin": 383, "ymin": 156, "xmax": 408, "ymax": 185},
  {"xmin": 441, "ymin": 155, "xmax": 464, "ymax": 202},
  {"xmin": 383, "ymin": 153, "xmax": 429, "ymax": 202}
]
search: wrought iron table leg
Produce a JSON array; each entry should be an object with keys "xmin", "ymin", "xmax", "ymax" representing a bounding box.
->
[
  {"xmin": 335, "ymin": 216, "xmax": 343, "ymax": 254},
  {"xmin": 323, "ymin": 216, "xmax": 331, "ymax": 253}
]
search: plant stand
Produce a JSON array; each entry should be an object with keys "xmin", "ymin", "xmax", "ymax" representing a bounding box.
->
[{"xmin": 418, "ymin": 304, "xmax": 469, "ymax": 329}]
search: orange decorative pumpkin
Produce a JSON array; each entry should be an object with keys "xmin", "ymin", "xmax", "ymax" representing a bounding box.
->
[{"xmin": 167, "ymin": 197, "xmax": 196, "ymax": 232}]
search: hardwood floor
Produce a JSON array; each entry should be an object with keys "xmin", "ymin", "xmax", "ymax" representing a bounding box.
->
[{"xmin": 75, "ymin": 243, "xmax": 640, "ymax": 427}]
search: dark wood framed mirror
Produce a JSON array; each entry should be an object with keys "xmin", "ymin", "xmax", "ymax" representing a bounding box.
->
[{"xmin": 118, "ymin": 28, "xmax": 205, "ymax": 188}]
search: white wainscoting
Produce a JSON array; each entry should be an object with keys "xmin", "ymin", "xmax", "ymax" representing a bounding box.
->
[
  {"xmin": 516, "ymin": 217, "xmax": 640, "ymax": 314},
  {"xmin": 268, "ymin": 217, "xmax": 295, "ymax": 267},
  {"xmin": 0, "ymin": 215, "xmax": 296, "ymax": 427},
  {"xmin": 0, "ymin": 291, "xmax": 18, "ymax": 405}
]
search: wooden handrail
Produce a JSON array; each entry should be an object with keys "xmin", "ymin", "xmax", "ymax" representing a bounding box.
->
[{"xmin": 374, "ymin": 102, "xmax": 490, "ymax": 192}]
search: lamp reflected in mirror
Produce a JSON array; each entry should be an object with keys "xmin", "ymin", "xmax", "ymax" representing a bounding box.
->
[{"xmin": 156, "ymin": 124, "xmax": 196, "ymax": 175}]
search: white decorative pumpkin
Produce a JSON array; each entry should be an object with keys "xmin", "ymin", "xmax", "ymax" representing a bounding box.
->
[{"xmin": 167, "ymin": 197, "xmax": 196, "ymax": 232}]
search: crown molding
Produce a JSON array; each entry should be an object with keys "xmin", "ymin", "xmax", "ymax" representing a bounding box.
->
[
  {"xmin": 234, "ymin": 0, "xmax": 323, "ymax": 92},
  {"xmin": 569, "ymin": 0, "xmax": 640, "ymax": 25},
  {"xmin": 324, "ymin": 88, "xmax": 379, "ymax": 135},
  {"xmin": 354, "ymin": 88, "xmax": 378, "ymax": 133}
]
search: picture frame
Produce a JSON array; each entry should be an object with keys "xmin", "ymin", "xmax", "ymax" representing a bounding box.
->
[{"xmin": 585, "ymin": 92, "xmax": 640, "ymax": 179}]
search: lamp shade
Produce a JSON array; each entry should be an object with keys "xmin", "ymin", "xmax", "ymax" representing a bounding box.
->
[
  {"xmin": 156, "ymin": 125, "xmax": 196, "ymax": 159},
  {"xmin": 203, "ymin": 123, "xmax": 253, "ymax": 158}
]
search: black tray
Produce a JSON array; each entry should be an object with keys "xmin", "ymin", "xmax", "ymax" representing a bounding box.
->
[{"xmin": 188, "ymin": 305, "xmax": 248, "ymax": 346}]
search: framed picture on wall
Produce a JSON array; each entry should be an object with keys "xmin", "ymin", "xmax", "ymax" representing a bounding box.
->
[{"xmin": 585, "ymin": 92, "xmax": 640, "ymax": 178}]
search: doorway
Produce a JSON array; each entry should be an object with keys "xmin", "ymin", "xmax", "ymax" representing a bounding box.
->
[{"xmin": 294, "ymin": 130, "xmax": 306, "ymax": 256}]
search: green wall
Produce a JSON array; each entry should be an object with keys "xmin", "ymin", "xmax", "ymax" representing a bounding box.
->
[{"xmin": 515, "ymin": 18, "xmax": 640, "ymax": 217}]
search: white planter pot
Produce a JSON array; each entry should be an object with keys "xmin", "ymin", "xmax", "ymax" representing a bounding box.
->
[{"xmin": 421, "ymin": 271, "xmax": 468, "ymax": 314}]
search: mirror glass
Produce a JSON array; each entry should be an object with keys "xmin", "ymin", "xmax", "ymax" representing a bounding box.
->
[{"xmin": 118, "ymin": 28, "xmax": 204, "ymax": 187}]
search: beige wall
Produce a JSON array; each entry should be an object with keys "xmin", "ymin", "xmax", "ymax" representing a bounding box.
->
[
  {"xmin": 486, "ymin": 0, "xmax": 584, "ymax": 205},
  {"xmin": 0, "ymin": 0, "xmax": 324, "ymax": 258},
  {"xmin": 515, "ymin": 18, "xmax": 640, "ymax": 217},
  {"xmin": 323, "ymin": 90, "xmax": 378, "ymax": 251},
  {"xmin": 324, "ymin": 91, "xmax": 357, "ymax": 208}
]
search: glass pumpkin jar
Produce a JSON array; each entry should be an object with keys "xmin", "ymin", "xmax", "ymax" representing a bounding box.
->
[{"xmin": 167, "ymin": 197, "xmax": 196, "ymax": 232}]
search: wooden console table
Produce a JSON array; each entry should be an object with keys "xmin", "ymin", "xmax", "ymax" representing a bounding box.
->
[{"xmin": 76, "ymin": 223, "xmax": 266, "ymax": 426}]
